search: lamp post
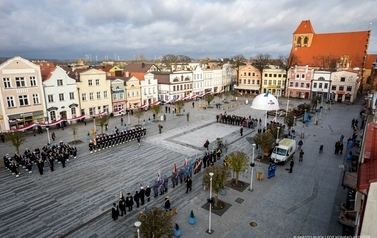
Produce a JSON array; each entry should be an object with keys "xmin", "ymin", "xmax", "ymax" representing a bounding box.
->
[
  {"xmin": 127, "ymin": 109, "xmax": 130, "ymax": 125},
  {"xmin": 207, "ymin": 172, "xmax": 214, "ymax": 234},
  {"xmin": 285, "ymin": 93, "xmax": 290, "ymax": 121},
  {"xmin": 274, "ymin": 94, "xmax": 279, "ymax": 122},
  {"xmin": 134, "ymin": 221, "xmax": 141, "ymax": 238},
  {"xmin": 249, "ymin": 144, "xmax": 256, "ymax": 191},
  {"xmin": 46, "ymin": 127, "xmax": 51, "ymax": 144},
  {"xmin": 276, "ymin": 127, "xmax": 280, "ymax": 144}
]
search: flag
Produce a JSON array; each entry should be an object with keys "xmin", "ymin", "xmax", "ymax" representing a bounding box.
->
[
  {"xmin": 183, "ymin": 158, "xmax": 187, "ymax": 167},
  {"xmin": 173, "ymin": 162, "xmax": 177, "ymax": 174}
]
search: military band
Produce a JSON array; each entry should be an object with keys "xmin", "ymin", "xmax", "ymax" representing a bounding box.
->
[{"xmin": 89, "ymin": 127, "xmax": 146, "ymax": 153}]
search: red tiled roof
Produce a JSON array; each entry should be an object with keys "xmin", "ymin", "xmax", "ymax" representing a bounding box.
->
[
  {"xmin": 40, "ymin": 66, "xmax": 56, "ymax": 81},
  {"xmin": 106, "ymin": 76, "xmax": 130, "ymax": 82},
  {"xmin": 123, "ymin": 63, "xmax": 155, "ymax": 73},
  {"xmin": 358, "ymin": 122, "xmax": 377, "ymax": 191},
  {"xmin": 153, "ymin": 73, "xmax": 170, "ymax": 84},
  {"xmin": 93, "ymin": 65, "xmax": 113, "ymax": 72},
  {"xmin": 291, "ymin": 21, "xmax": 370, "ymax": 68},
  {"xmin": 366, "ymin": 54, "xmax": 377, "ymax": 69},
  {"xmin": 293, "ymin": 20, "xmax": 315, "ymax": 34}
]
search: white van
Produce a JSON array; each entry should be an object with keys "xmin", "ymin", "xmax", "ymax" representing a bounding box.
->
[{"xmin": 270, "ymin": 138, "xmax": 297, "ymax": 164}]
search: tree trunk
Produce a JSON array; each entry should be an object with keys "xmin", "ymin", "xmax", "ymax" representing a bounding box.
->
[
  {"xmin": 235, "ymin": 172, "xmax": 239, "ymax": 186},
  {"xmin": 214, "ymin": 193, "xmax": 219, "ymax": 207}
]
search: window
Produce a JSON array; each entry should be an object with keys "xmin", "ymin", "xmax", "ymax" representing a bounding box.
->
[
  {"xmin": 69, "ymin": 92, "xmax": 75, "ymax": 100},
  {"xmin": 243, "ymin": 79, "xmax": 246, "ymax": 84},
  {"xmin": 274, "ymin": 74, "xmax": 277, "ymax": 77},
  {"xmin": 295, "ymin": 82, "xmax": 299, "ymax": 87},
  {"xmin": 252, "ymin": 80, "xmax": 255, "ymax": 84},
  {"xmin": 346, "ymin": 86, "xmax": 352, "ymax": 91},
  {"xmin": 97, "ymin": 92, "xmax": 101, "ymax": 99},
  {"xmin": 59, "ymin": 93, "xmax": 64, "ymax": 101},
  {"xmin": 340, "ymin": 77, "xmax": 346, "ymax": 82},
  {"xmin": 278, "ymin": 74, "xmax": 282, "ymax": 78},
  {"xmin": 82, "ymin": 93, "xmax": 87, "ymax": 101},
  {"xmin": 257, "ymin": 80, "xmax": 259, "ymax": 85},
  {"xmin": 301, "ymin": 74, "xmax": 305, "ymax": 79},
  {"xmin": 32, "ymin": 94, "xmax": 39, "ymax": 104},
  {"xmin": 306, "ymin": 83, "xmax": 310, "ymax": 88},
  {"xmin": 296, "ymin": 74, "xmax": 300, "ymax": 79},
  {"xmin": 339, "ymin": 86, "xmax": 344, "ymax": 91},
  {"xmin": 180, "ymin": 85, "xmax": 183, "ymax": 90},
  {"xmin": 248, "ymin": 80, "xmax": 250, "ymax": 84},
  {"xmin": 313, "ymin": 83, "xmax": 317, "ymax": 88},
  {"xmin": 283, "ymin": 74, "xmax": 286, "ymax": 78},
  {"xmin": 18, "ymin": 95, "xmax": 29, "ymax": 106},
  {"xmin": 269, "ymin": 74, "xmax": 272, "ymax": 77},
  {"xmin": 104, "ymin": 91, "xmax": 108, "ymax": 98},
  {"xmin": 324, "ymin": 83, "xmax": 328, "ymax": 89},
  {"xmin": 89, "ymin": 92, "xmax": 94, "ymax": 100},
  {"xmin": 71, "ymin": 107, "xmax": 76, "ymax": 117},
  {"xmin": 120, "ymin": 93, "xmax": 124, "ymax": 99},
  {"xmin": 273, "ymin": 80, "xmax": 276, "ymax": 85},
  {"xmin": 89, "ymin": 107, "xmax": 95, "ymax": 116},
  {"xmin": 3, "ymin": 77, "xmax": 11, "ymax": 88},
  {"xmin": 30, "ymin": 76, "xmax": 37, "ymax": 86},
  {"xmin": 278, "ymin": 81, "xmax": 281, "ymax": 86},
  {"xmin": 319, "ymin": 83, "xmax": 322, "ymax": 88},
  {"xmin": 248, "ymin": 72, "xmax": 251, "ymax": 76},
  {"xmin": 6, "ymin": 96, "xmax": 15, "ymax": 108},
  {"xmin": 252, "ymin": 73, "xmax": 255, "ymax": 76},
  {"xmin": 50, "ymin": 111, "xmax": 56, "ymax": 121},
  {"xmin": 88, "ymin": 79, "xmax": 93, "ymax": 86},
  {"xmin": 331, "ymin": 85, "xmax": 337, "ymax": 90},
  {"xmin": 15, "ymin": 77, "xmax": 25, "ymax": 87},
  {"xmin": 95, "ymin": 79, "xmax": 100, "ymax": 85},
  {"xmin": 264, "ymin": 74, "xmax": 268, "ymax": 77},
  {"xmin": 148, "ymin": 80, "xmax": 150, "ymax": 84},
  {"xmin": 48, "ymin": 94, "xmax": 54, "ymax": 103},
  {"xmin": 300, "ymin": 83, "xmax": 304, "ymax": 88},
  {"xmin": 57, "ymin": 79, "xmax": 63, "ymax": 86},
  {"xmin": 269, "ymin": 80, "xmax": 272, "ymax": 85},
  {"xmin": 173, "ymin": 86, "xmax": 176, "ymax": 91},
  {"xmin": 290, "ymin": 82, "xmax": 294, "ymax": 87}
]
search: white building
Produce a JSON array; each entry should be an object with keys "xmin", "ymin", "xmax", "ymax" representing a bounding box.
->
[
  {"xmin": 203, "ymin": 69, "xmax": 213, "ymax": 94},
  {"xmin": 330, "ymin": 70, "xmax": 360, "ymax": 103},
  {"xmin": 222, "ymin": 63, "xmax": 235, "ymax": 91},
  {"xmin": 140, "ymin": 73, "xmax": 158, "ymax": 105},
  {"xmin": 42, "ymin": 66, "xmax": 80, "ymax": 122},
  {"xmin": 192, "ymin": 65, "xmax": 204, "ymax": 96},
  {"xmin": 311, "ymin": 70, "xmax": 331, "ymax": 101}
]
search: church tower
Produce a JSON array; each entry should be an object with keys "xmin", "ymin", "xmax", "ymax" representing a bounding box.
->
[{"xmin": 292, "ymin": 20, "xmax": 315, "ymax": 48}]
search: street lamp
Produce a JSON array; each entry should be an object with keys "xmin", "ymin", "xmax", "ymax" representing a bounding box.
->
[
  {"xmin": 207, "ymin": 172, "xmax": 214, "ymax": 234},
  {"xmin": 46, "ymin": 127, "xmax": 51, "ymax": 144},
  {"xmin": 127, "ymin": 109, "xmax": 130, "ymax": 125},
  {"xmin": 134, "ymin": 221, "xmax": 141, "ymax": 238},
  {"xmin": 276, "ymin": 127, "xmax": 280, "ymax": 144},
  {"xmin": 249, "ymin": 144, "xmax": 256, "ymax": 191},
  {"xmin": 285, "ymin": 93, "xmax": 290, "ymax": 121}
]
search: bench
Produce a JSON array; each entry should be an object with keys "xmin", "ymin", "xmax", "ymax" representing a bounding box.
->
[{"xmin": 166, "ymin": 206, "xmax": 178, "ymax": 218}]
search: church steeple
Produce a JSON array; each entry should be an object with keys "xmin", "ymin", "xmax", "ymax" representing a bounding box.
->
[{"xmin": 293, "ymin": 20, "xmax": 315, "ymax": 48}]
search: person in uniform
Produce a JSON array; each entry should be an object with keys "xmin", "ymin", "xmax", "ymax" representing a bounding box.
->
[
  {"xmin": 171, "ymin": 171, "xmax": 178, "ymax": 188},
  {"xmin": 153, "ymin": 180, "xmax": 159, "ymax": 198},
  {"xmin": 134, "ymin": 191, "xmax": 140, "ymax": 208},
  {"xmin": 89, "ymin": 140, "xmax": 94, "ymax": 153},
  {"xmin": 119, "ymin": 197, "xmax": 126, "ymax": 217},
  {"xmin": 163, "ymin": 175, "xmax": 169, "ymax": 193},
  {"xmin": 111, "ymin": 203, "xmax": 118, "ymax": 221},
  {"xmin": 37, "ymin": 157, "xmax": 44, "ymax": 175}
]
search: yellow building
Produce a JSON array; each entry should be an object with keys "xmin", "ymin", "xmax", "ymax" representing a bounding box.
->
[
  {"xmin": 125, "ymin": 76, "xmax": 142, "ymax": 109},
  {"xmin": 70, "ymin": 68, "xmax": 112, "ymax": 118},
  {"xmin": 235, "ymin": 63, "xmax": 261, "ymax": 95},
  {"xmin": 0, "ymin": 56, "xmax": 46, "ymax": 131},
  {"xmin": 262, "ymin": 68, "xmax": 286, "ymax": 96}
]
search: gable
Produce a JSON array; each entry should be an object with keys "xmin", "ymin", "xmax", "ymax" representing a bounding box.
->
[{"xmin": 0, "ymin": 56, "xmax": 40, "ymax": 71}]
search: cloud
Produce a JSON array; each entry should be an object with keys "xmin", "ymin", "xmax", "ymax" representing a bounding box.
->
[{"xmin": 0, "ymin": 0, "xmax": 376, "ymax": 60}]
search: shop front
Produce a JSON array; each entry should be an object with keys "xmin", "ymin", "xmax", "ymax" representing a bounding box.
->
[{"xmin": 8, "ymin": 110, "xmax": 44, "ymax": 131}]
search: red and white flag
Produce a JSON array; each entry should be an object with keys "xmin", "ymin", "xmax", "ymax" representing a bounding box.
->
[{"xmin": 173, "ymin": 162, "xmax": 177, "ymax": 174}]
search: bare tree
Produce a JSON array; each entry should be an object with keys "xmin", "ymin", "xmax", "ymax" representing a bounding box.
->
[
  {"xmin": 312, "ymin": 55, "xmax": 338, "ymax": 70},
  {"xmin": 5, "ymin": 131, "xmax": 26, "ymax": 153},
  {"xmin": 133, "ymin": 109, "xmax": 144, "ymax": 125},
  {"xmin": 151, "ymin": 105, "xmax": 162, "ymax": 120},
  {"xmin": 95, "ymin": 114, "xmax": 110, "ymax": 134},
  {"xmin": 175, "ymin": 100, "xmax": 184, "ymax": 114},
  {"xmin": 71, "ymin": 126, "xmax": 78, "ymax": 142},
  {"xmin": 137, "ymin": 207, "xmax": 173, "ymax": 238},
  {"xmin": 227, "ymin": 151, "xmax": 249, "ymax": 187},
  {"xmin": 177, "ymin": 55, "xmax": 192, "ymax": 63},
  {"xmin": 253, "ymin": 131, "xmax": 275, "ymax": 160},
  {"xmin": 204, "ymin": 94, "xmax": 215, "ymax": 107},
  {"xmin": 251, "ymin": 53, "xmax": 271, "ymax": 93},
  {"xmin": 231, "ymin": 54, "xmax": 246, "ymax": 86},
  {"xmin": 202, "ymin": 165, "xmax": 231, "ymax": 207},
  {"xmin": 162, "ymin": 54, "xmax": 178, "ymax": 70}
]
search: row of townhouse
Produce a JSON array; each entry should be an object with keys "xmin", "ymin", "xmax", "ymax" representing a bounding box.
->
[
  {"xmin": 235, "ymin": 62, "xmax": 361, "ymax": 103},
  {"xmin": 0, "ymin": 57, "xmax": 235, "ymax": 131}
]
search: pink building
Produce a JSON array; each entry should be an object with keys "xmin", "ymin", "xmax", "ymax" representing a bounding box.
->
[{"xmin": 287, "ymin": 65, "xmax": 314, "ymax": 99}]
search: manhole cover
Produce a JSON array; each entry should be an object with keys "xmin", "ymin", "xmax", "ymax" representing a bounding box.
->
[
  {"xmin": 235, "ymin": 198, "xmax": 244, "ymax": 204},
  {"xmin": 250, "ymin": 221, "xmax": 258, "ymax": 227}
]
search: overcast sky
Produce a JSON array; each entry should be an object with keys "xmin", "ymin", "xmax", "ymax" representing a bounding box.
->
[{"xmin": 1, "ymin": 0, "xmax": 376, "ymax": 61}]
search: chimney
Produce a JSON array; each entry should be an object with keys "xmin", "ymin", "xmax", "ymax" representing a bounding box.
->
[
  {"xmin": 142, "ymin": 63, "xmax": 145, "ymax": 68},
  {"xmin": 125, "ymin": 71, "xmax": 129, "ymax": 77}
]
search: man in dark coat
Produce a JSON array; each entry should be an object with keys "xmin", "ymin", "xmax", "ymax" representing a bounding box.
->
[
  {"xmin": 125, "ymin": 193, "xmax": 133, "ymax": 211},
  {"xmin": 119, "ymin": 198, "xmax": 126, "ymax": 216},
  {"xmin": 134, "ymin": 191, "xmax": 140, "ymax": 208},
  {"xmin": 289, "ymin": 160, "xmax": 294, "ymax": 173},
  {"xmin": 111, "ymin": 203, "xmax": 118, "ymax": 221},
  {"xmin": 145, "ymin": 186, "xmax": 151, "ymax": 202},
  {"xmin": 185, "ymin": 176, "xmax": 192, "ymax": 193},
  {"xmin": 139, "ymin": 187, "xmax": 145, "ymax": 205}
]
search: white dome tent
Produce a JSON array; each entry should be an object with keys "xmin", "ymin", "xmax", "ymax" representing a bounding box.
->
[{"xmin": 251, "ymin": 91, "xmax": 280, "ymax": 127}]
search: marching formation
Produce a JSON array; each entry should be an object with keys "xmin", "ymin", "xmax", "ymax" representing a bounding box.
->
[
  {"xmin": 216, "ymin": 113, "xmax": 260, "ymax": 128},
  {"xmin": 3, "ymin": 141, "xmax": 78, "ymax": 177},
  {"xmin": 89, "ymin": 127, "xmax": 147, "ymax": 153}
]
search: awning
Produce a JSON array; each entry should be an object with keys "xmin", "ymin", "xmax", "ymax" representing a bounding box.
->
[{"xmin": 342, "ymin": 171, "xmax": 357, "ymax": 190}]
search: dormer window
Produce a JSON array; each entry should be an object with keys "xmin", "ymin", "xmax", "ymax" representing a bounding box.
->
[{"xmin": 303, "ymin": 36, "xmax": 309, "ymax": 45}]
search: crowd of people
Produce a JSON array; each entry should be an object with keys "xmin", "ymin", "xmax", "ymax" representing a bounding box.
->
[
  {"xmin": 3, "ymin": 141, "xmax": 78, "ymax": 177},
  {"xmin": 89, "ymin": 127, "xmax": 147, "ymax": 153},
  {"xmin": 216, "ymin": 113, "xmax": 260, "ymax": 128}
]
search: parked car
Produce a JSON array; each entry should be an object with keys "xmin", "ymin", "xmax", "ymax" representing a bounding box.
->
[{"xmin": 159, "ymin": 100, "xmax": 166, "ymax": 105}]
